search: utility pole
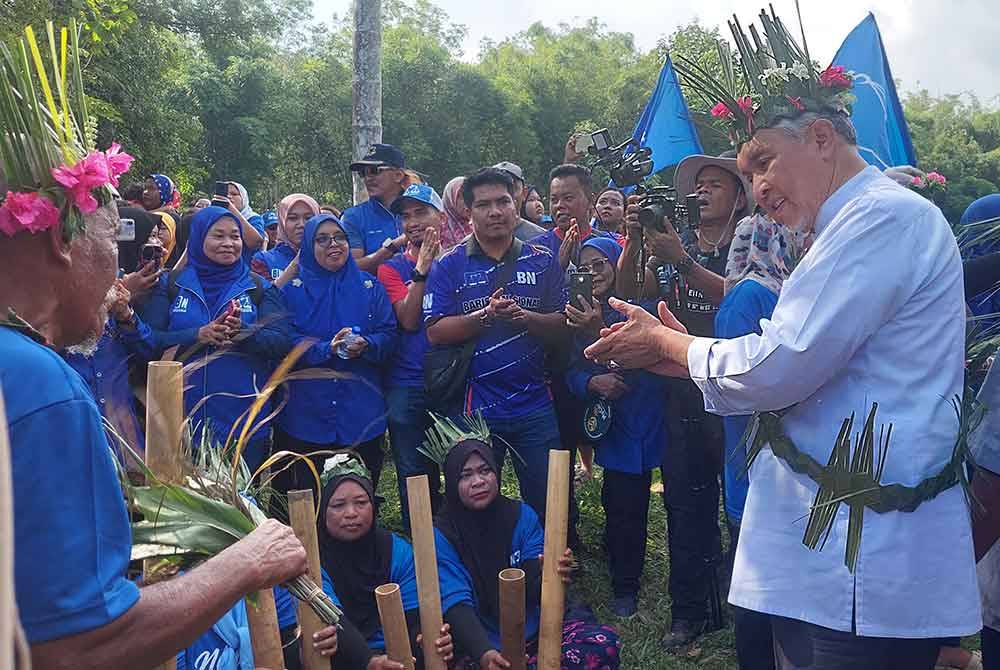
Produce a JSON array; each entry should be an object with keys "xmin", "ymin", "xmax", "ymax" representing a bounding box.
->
[{"xmin": 352, "ymin": 0, "xmax": 382, "ymax": 205}]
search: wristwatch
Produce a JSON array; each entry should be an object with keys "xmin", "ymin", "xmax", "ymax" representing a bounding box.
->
[
  {"xmin": 411, "ymin": 269, "xmax": 428, "ymax": 283},
  {"xmin": 381, "ymin": 237, "xmax": 400, "ymax": 254},
  {"xmin": 675, "ymin": 254, "xmax": 695, "ymax": 275}
]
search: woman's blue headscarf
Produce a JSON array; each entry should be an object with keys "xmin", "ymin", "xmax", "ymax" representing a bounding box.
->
[
  {"xmin": 297, "ymin": 213, "xmax": 367, "ymax": 338},
  {"xmin": 149, "ymin": 173, "xmax": 174, "ymax": 208},
  {"xmin": 187, "ymin": 206, "xmax": 251, "ymax": 315},
  {"xmin": 581, "ymin": 236, "xmax": 622, "ymax": 268}
]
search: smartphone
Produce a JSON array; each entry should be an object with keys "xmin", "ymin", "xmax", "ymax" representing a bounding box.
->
[
  {"xmin": 117, "ymin": 218, "xmax": 136, "ymax": 242},
  {"xmin": 569, "ymin": 272, "xmax": 594, "ymax": 311},
  {"xmin": 574, "ymin": 128, "xmax": 611, "ymax": 156},
  {"xmin": 212, "ymin": 181, "xmax": 230, "ymax": 207},
  {"xmin": 139, "ymin": 243, "xmax": 164, "ymax": 270}
]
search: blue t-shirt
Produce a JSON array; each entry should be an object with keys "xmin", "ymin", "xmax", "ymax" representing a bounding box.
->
[
  {"xmin": 529, "ymin": 224, "xmax": 616, "ymax": 263},
  {"xmin": 252, "ymin": 243, "xmax": 297, "ymax": 282},
  {"xmin": 566, "ymin": 301, "xmax": 670, "ymax": 474},
  {"xmin": 423, "ymin": 238, "xmax": 568, "ymax": 419},
  {"xmin": 436, "ymin": 502, "xmax": 545, "ymax": 648},
  {"xmin": 3, "ymin": 327, "xmax": 140, "ymax": 643},
  {"xmin": 377, "ymin": 251, "xmax": 431, "ymax": 388},
  {"xmin": 321, "ymin": 534, "xmax": 419, "ymax": 651},
  {"xmin": 714, "ymin": 279, "xmax": 779, "ymax": 524},
  {"xmin": 177, "ymin": 586, "xmax": 295, "ymax": 670},
  {"xmin": 341, "ymin": 198, "xmax": 403, "ymax": 255}
]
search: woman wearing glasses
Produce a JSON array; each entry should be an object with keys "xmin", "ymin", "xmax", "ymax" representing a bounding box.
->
[
  {"xmin": 564, "ymin": 237, "xmax": 670, "ymax": 619},
  {"xmin": 274, "ymin": 213, "xmax": 399, "ymax": 499}
]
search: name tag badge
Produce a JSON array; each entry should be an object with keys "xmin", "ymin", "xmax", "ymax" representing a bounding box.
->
[{"xmin": 117, "ymin": 218, "xmax": 136, "ymax": 242}]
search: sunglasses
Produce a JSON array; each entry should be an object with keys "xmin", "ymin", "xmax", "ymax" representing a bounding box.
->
[
  {"xmin": 576, "ymin": 258, "xmax": 609, "ymax": 274},
  {"xmin": 314, "ymin": 233, "xmax": 349, "ymax": 248},
  {"xmin": 357, "ymin": 165, "xmax": 394, "ymax": 177}
]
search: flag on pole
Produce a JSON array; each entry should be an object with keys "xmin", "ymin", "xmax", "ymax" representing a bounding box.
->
[
  {"xmin": 625, "ymin": 54, "xmax": 703, "ymax": 182},
  {"xmin": 832, "ymin": 13, "xmax": 916, "ymax": 168}
]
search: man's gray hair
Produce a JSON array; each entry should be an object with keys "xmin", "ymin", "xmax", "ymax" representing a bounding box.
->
[{"xmin": 771, "ymin": 111, "xmax": 857, "ymax": 145}]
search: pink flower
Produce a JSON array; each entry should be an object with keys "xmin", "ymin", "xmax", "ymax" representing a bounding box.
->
[
  {"xmin": 0, "ymin": 191, "xmax": 61, "ymax": 237},
  {"xmin": 926, "ymin": 171, "xmax": 947, "ymax": 185},
  {"xmin": 103, "ymin": 143, "xmax": 134, "ymax": 187},
  {"xmin": 51, "ymin": 152, "xmax": 110, "ymax": 213},
  {"xmin": 736, "ymin": 95, "xmax": 755, "ymax": 114},
  {"xmin": 785, "ymin": 95, "xmax": 806, "ymax": 111},
  {"xmin": 710, "ymin": 101, "xmax": 734, "ymax": 120},
  {"xmin": 819, "ymin": 65, "xmax": 852, "ymax": 88},
  {"xmin": 911, "ymin": 175, "xmax": 926, "ymax": 188}
]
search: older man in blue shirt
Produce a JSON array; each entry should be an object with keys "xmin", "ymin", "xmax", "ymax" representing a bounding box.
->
[
  {"xmin": 0, "ymin": 200, "xmax": 308, "ymax": 668},
  {"xmin": 424, "ymin": 167, "xmax": 569, "ymax": 524}
]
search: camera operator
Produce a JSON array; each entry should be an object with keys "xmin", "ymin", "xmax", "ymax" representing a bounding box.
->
[{"xmin": 619, "ymin": 152, "xmax": 753, "ymax": 651}]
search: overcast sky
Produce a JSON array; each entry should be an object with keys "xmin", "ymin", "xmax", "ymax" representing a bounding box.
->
[{"xmin": 312, "ymin": 0, "xmax": 1000, "ymax": 103}]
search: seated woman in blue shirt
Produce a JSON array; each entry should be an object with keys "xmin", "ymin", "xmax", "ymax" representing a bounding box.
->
[
  {"xmin": 431, "ymin": 427, "xmax": 621, "ymax": 670},
  {"xmin": 565, "ymin": 236, "xmax": 670, "ymax": 618},
  {"xmin": 274, "ymin": 213, "xmax": 397, "ymax": 497},
  {"xmin": 137, "ymin": 206, "xmax": 292, "ymax": 472},
  {"xmin": 310, "ymin": 456, "xmax": 454, "ymax": 670}
]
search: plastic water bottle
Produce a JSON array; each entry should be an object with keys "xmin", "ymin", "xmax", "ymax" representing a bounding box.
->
[{"xmin": 335, "ymin": 326, "xmax": 363, "ymax": 359}]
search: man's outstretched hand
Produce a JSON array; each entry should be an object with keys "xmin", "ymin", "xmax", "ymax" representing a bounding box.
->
[{"xmin": 584, "ymin": 298, "xmax": 691, "ymax": 378}]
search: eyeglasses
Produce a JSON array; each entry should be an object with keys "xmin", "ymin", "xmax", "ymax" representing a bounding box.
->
[
  {"xmin": 576, "ymin": 259, "xmax": 609, "ymax": 274},
  {"xmin": 314, "ymin": 233, "xmax": 349, "ymax": 248},
  {"xmin": 357, "ymin": 165, "xmax": 393, "ymax": 177}
]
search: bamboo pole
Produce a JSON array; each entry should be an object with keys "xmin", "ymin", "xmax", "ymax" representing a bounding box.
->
[
  {"xmin": 499, "ymin": 568, "xmax": 526, "ymax": 670},
  {"xmin": 405, "ymin": 475, "xmax": 446, "ymax": 670},
  {"xmin": 288, "ymin": 490, "xmax": 326, "ymax": 670},
  {"xmin": 536, "ymin": 450, "xmax": 570, "ymax": 670},
  {"xmin": 144, "ymin": 361, "xmax": 184, "ymax": 670},
  {"xmin": 246, "ymin": 589, "xmax": 285, "ymax": 669},
  {"xmin": 375, "ymin": 583, "xmax": 415, "ymax": 670}
]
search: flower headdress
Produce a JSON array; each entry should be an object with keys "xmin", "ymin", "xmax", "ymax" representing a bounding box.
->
[
  {"xmin": 319, "ymin": 453, "xmax": 372, "ymax": 488},
  {"xmin": 674, "ymin": 5, "xmax": 856, "ymax": 147},
  {"xmin": 0, "ymin": 20, "xmax": 133, "ymax": 240},
  {"xmin": 419, "ymin": 412, "xmax": 492, "ymax": 467}
]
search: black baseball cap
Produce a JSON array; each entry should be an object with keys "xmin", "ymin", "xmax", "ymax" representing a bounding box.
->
[{"xmin": 350, "ymin": 143, "xmax": 406, "ymax": 171}]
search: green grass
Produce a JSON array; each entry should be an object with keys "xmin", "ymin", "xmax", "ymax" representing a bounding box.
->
[{"xmin": 374, "ymin": 455, "xmax": 741, "ymax": 669}]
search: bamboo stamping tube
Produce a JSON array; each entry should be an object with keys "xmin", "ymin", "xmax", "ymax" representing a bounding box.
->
[
  {"xmin": 376, "ymin": 583, "xmax": 415, "ymax": 670},
  {"xmin": 536, "ymin": 450, "xmax": 570, "ymax": 670},
  {"xmin": 288, "ymin": 490, "xmax": 327, "ymax": 670},
  {"xmin": 499, "ymin": 568, "xmax": 527, "ymax": 670},
  {"xmin": 247, "ymin": 588, "xmax": 285, "ymax": 669},
  {"xmin": 144, "ymin": 361, "xmax": 184, "ymax": 484},
  {"xmin": 144, "ymin": 361, "xmax": 184, "ymax": 670},
  {"xmin": 406, "ymin": 475, "xmax": 446, "ymax": 670}
]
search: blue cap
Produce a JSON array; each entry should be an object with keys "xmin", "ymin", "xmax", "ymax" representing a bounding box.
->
[
  {"xmin": 390, "ymin": 183, "xmax": 443, "ymax": 214},
  {"xmin": 262, "ymin": 210, "xmax": 278, "ymax": 228},
  {"xmin": 350, "ymin": 143, "xmax": 406, "ymax": 171}
]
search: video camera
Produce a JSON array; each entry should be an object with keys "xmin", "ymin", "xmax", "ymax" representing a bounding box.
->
[
  {"xmin": 581, "ymin": 129, "xmax": 701, "ymax": 234},
  {"xmin": 581, "ymin": 130, "xmax": 702, "ymax": 286}
]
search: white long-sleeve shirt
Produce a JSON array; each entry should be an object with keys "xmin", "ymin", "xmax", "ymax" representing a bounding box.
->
[{"xmin": 688, "ymin": 166, "xmax": 981, "ymax": 638}]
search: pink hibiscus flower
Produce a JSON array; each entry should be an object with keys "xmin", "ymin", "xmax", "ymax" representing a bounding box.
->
[
  {"xmin": 926, "ymin": 171, "xmax": 947, "ymax": 186},
  {"xmin": 711, "ymin": 101, "xmax": 734, "ymax": 120},
  {"xmin": 0, "ymin": 191, "xmax": 61, "ymax": 237},
  {"xmin": 819, "ymin": 65, "xmax": 852, "ymax": 88},
  {"xmin": 51, "ymin": 152, "xmax": 110, "ymax": 213},
  {"xmin": 103, "ymin": 143, "xmax": 135, "ymax": 187},
  {"xmin": 737, "ymin": 96, "xmax": 755, "ymax": 114}
]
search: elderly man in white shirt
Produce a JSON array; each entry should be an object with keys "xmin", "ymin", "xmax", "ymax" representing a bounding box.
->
[{"xmin": 587, "ymin": 10, "xmax": 982, "ymax": 669}]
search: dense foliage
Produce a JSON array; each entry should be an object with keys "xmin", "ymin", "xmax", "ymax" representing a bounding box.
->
[{"xmin": 4, "ymin": 0, "xmax": 998, "ymax": 222}]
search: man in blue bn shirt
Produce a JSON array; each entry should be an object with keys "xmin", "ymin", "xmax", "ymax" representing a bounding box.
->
[
  {"xmin": 342, "ymin": 143, "xmax": 410, "ymax": 274},
  {"xmin": 424, "ymin": 167, "xmax": 570, "ymax": 523}
]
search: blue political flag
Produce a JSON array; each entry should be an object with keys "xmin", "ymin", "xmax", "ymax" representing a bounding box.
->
[
  {"xmin": 832, "ymin": 13, "xmax": 916, "ymax": 168},
  {"xmin": 625, "ymin": 55, "xmax": 703, "ymax": 182}
]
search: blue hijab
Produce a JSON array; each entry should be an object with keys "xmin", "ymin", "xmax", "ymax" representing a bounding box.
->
[
  {"xmin": 187, "ymin": 206, "xmax": 251, "ymax": 315},
  {"xmin": 297, "ymin": 213, "xmax": 368, "ymax": 338},
  {"xmin": 581, "ymin": 236, "xmax": 624, "ymax": 322},
  {"xmin": 149, "ymin": 173, "xmax": 174, "ymax": 208}
]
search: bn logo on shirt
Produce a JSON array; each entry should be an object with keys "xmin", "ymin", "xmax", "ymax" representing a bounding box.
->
[{"xmin": 515, "ymin": 271, "xmax": 536, "ymax": 286}]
